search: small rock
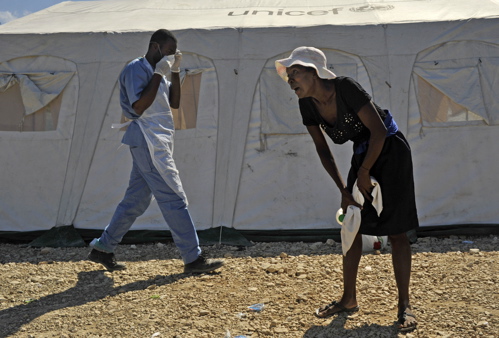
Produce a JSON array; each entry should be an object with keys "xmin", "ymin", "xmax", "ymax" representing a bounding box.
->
[
  {"xmin": 261, "ymin": 263, "xmax": 271, "ymax": 270},
  {"xmin": 310, "ymin": 242, "xmax": 322, "ymax": 250},
  {"xmin": 266, "ymin": 265, "xmax": 279, "ymax": 273},
  {"xmin": 296, "ymin": 294, "xmax": 308, "ymax": 302},
  {"xmin": 40, "ymin": 247, "xmax": 52, "ymax": 254},
  {"xmin": 326, "ymin": 239, "xmax": 336, "ymax": 246}
]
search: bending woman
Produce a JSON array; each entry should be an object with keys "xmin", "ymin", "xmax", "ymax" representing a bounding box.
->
[{"xmin": 275, "ymin": 47, "xmax": 419, "ymax": 332}]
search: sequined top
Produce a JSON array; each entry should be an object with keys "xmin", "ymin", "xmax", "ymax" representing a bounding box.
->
[{"xmin": 299, "ymin": 77, "xmax": 386, "ymax": 145}]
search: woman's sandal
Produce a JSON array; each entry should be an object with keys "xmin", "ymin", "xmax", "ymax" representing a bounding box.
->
[
  {"xmin": 315, "ymin": 300, "xmax": 359, "ymax": 319},
  {"xmin": 397, "ymin": 308, "xmax": 417, "ymax": 332}
]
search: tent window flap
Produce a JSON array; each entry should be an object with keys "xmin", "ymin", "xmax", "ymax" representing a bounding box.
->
[
  {"xmin": 172, "ymin": 72, "xmax": 202, "ymax": 130},
  {"xmin": 415, "ymin": 74, "xmax": 485, "ymax": 127},
  {"xmin": 413, "ymin": 65, "xmax": 488, "ymax": 127},
  {"xmin": 0, "ymin": 81, "xmax": 63, "ymax": 132}
]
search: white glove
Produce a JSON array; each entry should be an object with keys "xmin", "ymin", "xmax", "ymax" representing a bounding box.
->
[
  {"xmin": 171, "ymin": 50, "xmax": 182, "ymax": 73},
  {"xmin": 154, "ymin": 56, "xmax": 171, "ymax": 76}
]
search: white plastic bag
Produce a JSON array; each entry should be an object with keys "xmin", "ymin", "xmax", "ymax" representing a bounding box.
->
[{"xmin": 336, "ymin": 208, "xmax": 387, "ymax": 253}]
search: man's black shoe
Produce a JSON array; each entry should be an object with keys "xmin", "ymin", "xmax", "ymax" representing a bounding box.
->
[
  {"xmin": 183, "ymin": 255, "xmax": 224, "ymax": 273},
  {"xmin": 88, "ymin": 249, "xmax": 126, "ymax": 271}
]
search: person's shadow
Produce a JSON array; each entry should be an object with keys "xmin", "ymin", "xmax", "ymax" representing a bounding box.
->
[
  {"xmin": 0, "ymin": 269, "xmax": 194, "ymax": 337},
  {"xmin": 303, "ymin": 312, "xmax": 399, "ymax": 337}
]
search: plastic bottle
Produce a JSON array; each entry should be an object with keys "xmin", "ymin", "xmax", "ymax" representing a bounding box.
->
[
  {"xmin": 362, "ymin": 235, "xmax": 387, "ymax": 252},
  {"xmin": 248, "ymin": 303, "xmax": 264, "ymax": 312},
  {"xmin": 336, "ymin": 208, "xmax": 345, "ymax": 225}
]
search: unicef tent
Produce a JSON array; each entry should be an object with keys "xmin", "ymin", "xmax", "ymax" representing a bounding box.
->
[{"xmin": 1, "ymin": 0, "xmax": 498, "ymax": 245}]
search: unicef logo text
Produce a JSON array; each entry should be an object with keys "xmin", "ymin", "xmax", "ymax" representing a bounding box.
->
[
  {"xmin": 228, "ymin": 8, "xmax": 343, "ymax": 16},
  {"xmin": 228, "ymin": 5, "xmax": 394, "ymax": 17}
]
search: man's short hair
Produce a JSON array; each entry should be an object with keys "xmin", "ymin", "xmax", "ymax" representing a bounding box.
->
[{"xmin": 150, "ymin": 29, "xmax": 177, "ymax": 45}]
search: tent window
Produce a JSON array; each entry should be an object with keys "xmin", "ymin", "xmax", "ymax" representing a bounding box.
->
[
  {"xmin": 172, "ymin": 72, "xmax": 201, "ymax": 130},
  {"xmin": 412, "ymin": 41, "xmax": 499, "ymax": 127},
  {"xmin": 0, "ymin": 81, "xmax": 61, "ymax": 131},
  {"xmin": 416, "ymin": 75, "xmax": 483, "ymax": 125}
]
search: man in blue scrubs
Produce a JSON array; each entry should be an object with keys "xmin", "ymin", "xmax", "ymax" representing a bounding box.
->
[{"xmin": 88, "ymin": 29, "xmax": 223, "ymax": 274}]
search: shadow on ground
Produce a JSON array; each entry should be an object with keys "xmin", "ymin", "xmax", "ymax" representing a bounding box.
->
[
  {"xmin": 303, "ymin": 312, "xmax": 400, "ymax": 338},
  {"xmin": 0, "ymin": 270, "xmax": 194, "ymax": 337}
]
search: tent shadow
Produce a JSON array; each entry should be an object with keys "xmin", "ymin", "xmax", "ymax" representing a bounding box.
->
[
  {"xmin": 0, "ymin": 270, "xmax": 190, "ymax": 337},
  {"xmin": 303, "ymin": 313, "xmax": 399, "ymax": 338}
]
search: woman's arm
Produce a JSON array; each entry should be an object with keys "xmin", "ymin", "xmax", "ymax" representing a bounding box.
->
[
  {"xmin": 355, "ymin": 101, "xmax": 387, "ymax": 201},
  {"xmin": 307, "ymin": 125, "xmax": 362, "ymax": 211}
]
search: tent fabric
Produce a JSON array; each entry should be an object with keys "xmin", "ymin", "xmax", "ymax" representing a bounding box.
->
[{"xmin": 0, "ymin": 0, "xmax": 498, "ymax": 234}]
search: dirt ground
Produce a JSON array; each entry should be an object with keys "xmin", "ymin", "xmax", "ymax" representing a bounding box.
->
[{"xmin": 0, "ymin": 235, "xmax": 497, "ymax": 338}]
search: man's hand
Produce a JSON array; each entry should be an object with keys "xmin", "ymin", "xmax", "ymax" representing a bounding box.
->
[
  {"xmin": 171, "ymin": 50, "xmax": 182, "ymax": 73},
  {"xmin": 154, "ymin": 56, "xmax": 171, "ymax": 77}
]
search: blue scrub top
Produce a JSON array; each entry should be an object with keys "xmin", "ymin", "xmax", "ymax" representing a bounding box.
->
[{"xmin": 118, "ymin": 57, "xmax": 170, "ymax": 147}]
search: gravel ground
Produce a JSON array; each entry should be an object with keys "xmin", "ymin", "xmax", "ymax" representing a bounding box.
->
[{"xmin": 0, "ymin": 235, "xmax": 497, "ymax": 338}]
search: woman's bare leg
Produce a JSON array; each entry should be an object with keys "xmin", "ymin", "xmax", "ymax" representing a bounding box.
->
[
  {"xmin": 339, "ymin": 232, "xmax": 363, "ymax": 308},
  {"xmin": 389, "ymin": 232, "xmax": 417, "ymax": 330},
  {"xmin": 316, "ymin": 232, "xmax": 362, "ymax": 317}
]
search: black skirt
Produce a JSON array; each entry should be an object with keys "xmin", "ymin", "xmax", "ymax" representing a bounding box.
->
[{"xmin": 346, "ymin": 131, "xmax": 419, "ymax": 236}]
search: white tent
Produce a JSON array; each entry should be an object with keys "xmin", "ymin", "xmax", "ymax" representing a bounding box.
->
[{"xmin": 1, "ymin": 0, "xmax": 498, "ymax": 237}]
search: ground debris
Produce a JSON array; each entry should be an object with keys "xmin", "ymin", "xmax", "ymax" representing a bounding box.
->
[{"xmin": 0, "ymin": 235, "xmax": 498, "ymax": 337}]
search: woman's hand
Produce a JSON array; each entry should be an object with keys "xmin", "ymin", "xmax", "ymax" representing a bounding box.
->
[
  {"xmin": 341, "ymin": 189, "xmax": 363, "ymax": 213},
  {"xmin": 356, "ymin": 167, "xmax": 374, "ymax": 202}
]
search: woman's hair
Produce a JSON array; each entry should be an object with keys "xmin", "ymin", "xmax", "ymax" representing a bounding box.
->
[{"xmin": 150, "ymin": 29, "xmax": 177, "ymax": 45}]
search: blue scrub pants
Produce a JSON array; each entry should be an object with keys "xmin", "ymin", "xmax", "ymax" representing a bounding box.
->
[{"xmin": 90, "ymin": 145, "xmax": 201, "ymax": 264}]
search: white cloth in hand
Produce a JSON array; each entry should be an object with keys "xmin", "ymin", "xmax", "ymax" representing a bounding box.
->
[{"xmin": 338, "ymin": 177, "xmax": 383, "ymax": 256}]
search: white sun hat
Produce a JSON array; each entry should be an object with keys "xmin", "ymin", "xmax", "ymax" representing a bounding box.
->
[{"xmin": 275, "ymin": 46, "xmax": 337, "ymax": 82}]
